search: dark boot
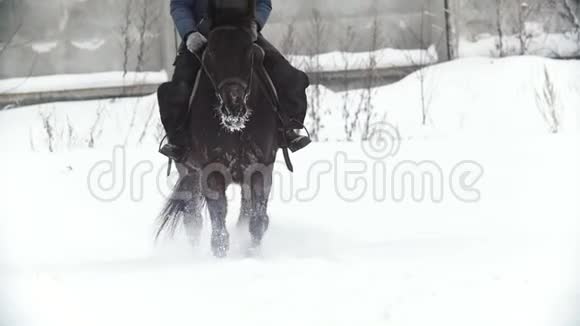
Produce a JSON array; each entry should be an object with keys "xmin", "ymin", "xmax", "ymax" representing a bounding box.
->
[
  {"xmin": 157, "ymin": 82, "xmax": 193, "ymax": 163},
  {"xmin": 285, "ymin": 130, "xmax": 311, "ymax": 153}
]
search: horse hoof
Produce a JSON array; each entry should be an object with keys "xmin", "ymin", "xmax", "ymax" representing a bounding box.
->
[
  {"xmin": 185, "ymin": 228, "xmax": 203, "ymax": 248},
  {"xmin": 245, "ymin": 243, "xmax": 262, "ymax": 257},
  {"xmin": 211, "ymin": 230, "xmax": 230, "ymax": 258},
  {"xmin": 236, "ymin": 219, "xmax": 250, "ymax": 230},
  {"xmin": 212, "ymin": 246, "xmax": 228, "ymax": 258},
  {"xmin": 188, "ymin": 236, "xmax": 202, "ymax": 248}
]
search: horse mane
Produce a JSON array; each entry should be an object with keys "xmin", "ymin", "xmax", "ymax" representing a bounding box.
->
[{"xmin": 208, "ymin": 0, "xmax": 256, "ymax": 28}]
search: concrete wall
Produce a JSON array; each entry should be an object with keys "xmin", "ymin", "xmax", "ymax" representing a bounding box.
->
[
  {"xmin": 0, "ymin": 0, "xmax": 448, "ymax": 79},
  {"xmin": 0, "ymin": 0, "xmax": 175, "ymax": 79}
]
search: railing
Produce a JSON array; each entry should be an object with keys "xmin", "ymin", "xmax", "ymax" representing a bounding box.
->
[{"xmin": 0, "ymin": 65, "xmax": 423, "ymax": 110}]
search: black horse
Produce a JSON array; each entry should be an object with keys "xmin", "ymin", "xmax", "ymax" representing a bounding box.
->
[{"xmin": 156, "ymin": 0, "xmax": 281, "ymax": 257}]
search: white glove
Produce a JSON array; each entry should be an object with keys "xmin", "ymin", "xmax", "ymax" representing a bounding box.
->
[{"xmin": 186, "ymin": 32, "xmax": 207, "ymax": 53}]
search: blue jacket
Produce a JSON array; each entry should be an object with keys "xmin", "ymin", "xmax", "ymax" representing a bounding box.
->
[{"xmin": 170, "ymin": 0, "xmax": 272, "ymax": 40}]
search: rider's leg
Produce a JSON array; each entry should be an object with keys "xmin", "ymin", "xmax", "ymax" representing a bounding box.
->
[
  {"xmin": 255, "ymin": 36, "xmax": 311, "ymax": 152},
  {"xmin": 158, "ymin": 43, "xmax": 202, "ymax": 162}
]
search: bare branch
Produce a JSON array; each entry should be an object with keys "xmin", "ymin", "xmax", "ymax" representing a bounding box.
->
[
  {"xmin": 0, "ymin": 21, "xmax": 22, "ymax": 56},
  {"xmin": 496, "ymin": 0, "xmax": 505, "ymax": 57},
  {"xmin": 120, "ymin": 0, "xmax": 134, "ymax": 77},
  {"xmin": 280, "ymin": 22, "xmax": 296, "ymax": 58},
  {"xmin": 305, "ymin": 9, "xmax": 326, "ymax": 141},
  {"xmin": 88, "ymin": 103, "xmax": 105, "ymax": 148},
  {"xmin": 136, "ymin": 0, "xmax": 162, "ymax": 72},
  {"xmin": 339, "ymin": 25, "xmax": 356, "ymax": 140},
  {"xmin": 138, "ymin": 101, "xmax": 157, "ymax": 144},
  {"xmin": 562, "ymin": 0, "xmax": 580, "ymax": 30},
  {"xmin": 39, "ymin": 109, "xmax": 55, "ymax": 152},
  {"xmin": 535, "ymin": 65, "xmax": 560, "ymax": 133}
]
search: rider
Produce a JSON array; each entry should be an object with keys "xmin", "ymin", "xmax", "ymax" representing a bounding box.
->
[{"xmin": 158, "ymin": 0, "xmax": 311, "ymax": 162}]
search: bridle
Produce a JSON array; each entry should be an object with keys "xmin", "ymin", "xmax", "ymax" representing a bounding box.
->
[
  {"xmin": 164, "ymin": 25, "xmax": 298, "ymax": 176},
  {"xmin": 192, "ymin": 26, "xmax": 256, "ymax": 108}
]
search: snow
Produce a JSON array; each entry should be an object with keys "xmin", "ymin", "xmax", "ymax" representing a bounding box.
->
[
  {"xmin": 459, "ymin": 31, "xmax": 580, "ymax": 58},
  {"xmin": 311, "ymin": 56, "xmax": 580, "ymax": 141},
  {"xmin": 0, "ymin": 138, "xmax": 577, "ymax": 326},
  {"xmin": 289, "ymin": 45, "xmax": 439, "ymax": 72},
  {"xmin": 2, "ymin": 56, "xmax": 578, "ymax": 153},
  {"xmin": 0, "ymin": 71, "xmax": 168, "ymax": 94},
  {"xmin": 0, "ymin": 56, "xmax": 579, "ymax": 325},
  {"xmin": 71, "ymin": 39, "xmax": 106, "ymax": 51},
  {"xmin": 30, "ymin": 41, "xmax": 59, "ymax": 54}
]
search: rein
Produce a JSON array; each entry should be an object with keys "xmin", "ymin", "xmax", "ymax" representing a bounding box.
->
[{"xmin": 192, "ymin": 51, "xmax": 221, "ymax": 103}]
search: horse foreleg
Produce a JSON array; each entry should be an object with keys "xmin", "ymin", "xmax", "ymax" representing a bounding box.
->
[
  {"xmin": 247, "ymin": 169, "xmax": 273, "ymax": 248},
  {"xmin": 182, "ymin": 171, "xmax": 204, "ymax": 247},
  {"xmin": 237, "ymin": 186, "xmax": 252, "ymax": 228},
  {"xmin": 203, "ymin": 172, "xmax": 229, "ymax": 257}
]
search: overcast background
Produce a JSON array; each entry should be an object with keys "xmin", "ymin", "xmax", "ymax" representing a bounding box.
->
[{"xmin": 1, "ymin": 0, "xmax": 577, "ymax": 79}]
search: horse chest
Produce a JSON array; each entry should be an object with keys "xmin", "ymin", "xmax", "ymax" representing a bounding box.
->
[{"xmin": 202, "ymin": 134, "xmax": 271, "ymax": 182}]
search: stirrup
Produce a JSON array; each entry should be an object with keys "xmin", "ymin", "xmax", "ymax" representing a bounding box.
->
[
  {"xmin": 158, "ymin": 135, "xmax": 189, "ymax": 163},
  {"xmin": 159, "ymin": 143, "xmax": 188, "ymax": 163},
  {"xmin": 288, "ymin": 134, "xmax": 311, "ymax": 153}
]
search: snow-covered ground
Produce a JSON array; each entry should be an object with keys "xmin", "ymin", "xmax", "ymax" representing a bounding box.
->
[
  {"xmin": 0, "ymin": 45, "xmax": 437, "ymax": 96},
  {"xmin": 0, "ymin": 56, "xmax": 579, "ymax": 325},
  {"xmin": 459, "ymin": 29, "xmax": 580, "ymax": 58},
  {"xmin": 1, "ymin": 56, "xmax": 578, "ymax": 151},
  {"xmin": 0, "ymin": 71, "xmax": 168, "ymax": 95},
  {"xmin": 289, "ymin": 45, "xmax": 439, "ymax": 72}
]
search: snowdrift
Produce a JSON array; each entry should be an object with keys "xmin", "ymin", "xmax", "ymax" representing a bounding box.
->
[
  {"xmin": 0, "ymin": 56, "xmax": 578, "ymax": 326},
  {"xmin": 0, "ymin": 56, "xmax": 578, "ymax": 153}
]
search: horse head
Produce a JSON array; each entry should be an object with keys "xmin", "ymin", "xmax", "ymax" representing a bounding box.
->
[{"xmin": 202, "ymin": 0, "xmax": 259, "ymax": 132}]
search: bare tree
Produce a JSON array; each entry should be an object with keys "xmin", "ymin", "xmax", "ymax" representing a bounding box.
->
[
  {"xmin": 0, "ymin": 10, "xmax": 39, "ymax": 94},
  {"xmin": 555, "ymin": 0, "xmax": 580, "ymax": 42},
  {"xmin": 494, "ymin": 1, "xmax": 554, "ymax": 56},
  {"xmin": 39, "ymin": 109, "xmax": 55, "ymax": 152},
  {"xmin": 155, "ymin": 120, "xmax": 165, "ymax": 143},
  {"xmin": 124, "ymin": 99, "xmax": 142, "ymax": 145},
  {"xmin": 0, "ymin": 22, "xmax": 22, "ymax": 57},
  {"xmin": 535, "ymin": 65, "xmax": 560, "ymax": 133},
  {"xmin": 517, "ymin": 2, "xmax": 531, "ymax": 55},
  {"xmin": 135, "ymin": 0, "xmax": 161, "ymax": 72},
  {"xmin": 495, "ymin": 0, "xmax": 506, "ymax": 57},
  {"xmin": 120, "ymin": 0, "xmax": 134, "ymax": 77},
  {"xmin": 443, "ymin": 0, "xmax": 458, "ymax": 59},
  {"xmin": 280, "ymin": 22, "xmax": 297, "ymax": 60},
  {"xmin": 513, "ymin": 2, "xmax": 547, "ymax": 55},
  {"xmin": 339, "ymin": 25, "xmax": 356, "ymax": 140},
  {"xmin": 29, "ymin": 128, "xmax": 36, "ymax": 152},
  {"xmin": 66, "ymin": 115, "xmax": 79, "ymax": 149},
  {"xmin": 138, "ymin": 101, "xmax": 157, "ymax": 144},
  {"xmin": 402, "ymin": 6, "xmax": 438, "ymax": 126},
  {"xmin": 88, "ymin": 104, "xmax": 105, "ymax": 149},
  {"xmin": 561, "ymin": 0, "xmax": 580, "ymax": 30},
  {"xmin": 305, "ymin": 9, "xmax": 326, "ymax": 141},
  {"xmin": 360, "ymin": 15, "xmax": 382, "ymax": 139}
]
